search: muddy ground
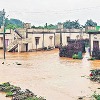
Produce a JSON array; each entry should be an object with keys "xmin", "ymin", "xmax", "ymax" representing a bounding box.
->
[{"xmin": 0, "ymin": 49, "xmax": 100, "ymax": 100}]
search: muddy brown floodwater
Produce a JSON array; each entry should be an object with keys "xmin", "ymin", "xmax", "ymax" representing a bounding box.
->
[{"xmin": 0, "ymin": 48, "xmax": 100, "ymax": 100}]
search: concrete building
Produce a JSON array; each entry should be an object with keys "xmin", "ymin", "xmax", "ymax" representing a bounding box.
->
[
  {"xmin": 55, "ymin": 28, "xmax": 89, "ymax": 47},
  {"xmin": 0, "ymin": 24, "xmax": 55, "ymax": 52},
  {"xmin": 87, "ymin": 26, "xmax": 100, "ymax": 56},
  {"xmin": 0, "ymin": 23, "xmax": 89, "ymax": 52},
  {"xmin": 27, "ymin": 29, "xmax": 55, "ymax": 51},
  {"xmin": 0, "ymin": 28, "xmax": 12, "ymax": 49}
]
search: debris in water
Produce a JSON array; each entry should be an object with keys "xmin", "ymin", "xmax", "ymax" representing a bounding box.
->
[
  {"xmin": 2, "ymin": 62, "xmax": 4, "ymax": 64},
  {"xmin": 16, "ymin": 62, "xmax": 22, "ymax": 65},
  {"xmin": 78, "ymin": 97, "xmax": 83, "ymax": 99},
  {"xmin": 0, "ymin": 82, "xmax": 46, "ymax": 100}
]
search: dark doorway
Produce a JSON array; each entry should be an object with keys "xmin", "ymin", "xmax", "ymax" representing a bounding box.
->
[{"xmin": 93, "ymin": 41, "xmax": 99, "ymax": 51}]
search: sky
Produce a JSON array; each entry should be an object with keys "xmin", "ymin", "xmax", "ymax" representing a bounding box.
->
[{"xmin": 0, "ymin": 0, "xmax": 100, "ymax": 26}]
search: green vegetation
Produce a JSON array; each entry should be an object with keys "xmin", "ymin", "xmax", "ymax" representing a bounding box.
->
[
  {"xmin": 88, "ymin": 57, "xmax": 95, "ymax": 60},
  {"xmin": 25, "ymin": 97, "xmax": 45, "ymax": 100},
  {"xmin": 0, "ymin": 16, "xmax": 23, "ymax": 29},
  {"xmin": 72, "ymin": 54, "xmax": 78, "ymax": 59},
  {"xmin": 0, "ymin": 14, "xmax": 98, "ymax": 30},
  {"xmin": 63, "ymin": 20, "xmax": 80, "ymax": 29},
  {"xmin": 31, "ymin": 24, "xmax": 57, "ymax": 29},
  {"xmin": 72, "ymin": 52, "xmax": 83, "ymax": 59},
  {"xmin": 31, "ymin": 19, "xmax": 97, "ymax": 30},
  {"xmin": 85, "ymin": 19, "xmax": 97, "ymax": 27},
  {"xmin": 6, "ymin": 91, "xmax": 13, "ymax": 97},
  {"xmin": 5, "ymin": 18, "xmax": 23, "ymax": 29},
  {"xmin": 0, "ymin": 82, "xmax": 46, "ymax": 100},
  {"xmin": 0, "ymin": 16, "xmax": 3, "ymax": 27},
  {"xmin": 93, "ymin": 92, "xmax": 100, "ymax": 100}
]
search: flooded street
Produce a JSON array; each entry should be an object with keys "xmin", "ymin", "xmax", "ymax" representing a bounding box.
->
[{"xmin": 0, "ymin": 49, "xmax": 100, "ymax": 100}]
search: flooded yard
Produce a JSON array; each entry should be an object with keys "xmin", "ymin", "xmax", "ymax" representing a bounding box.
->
[{"xmin": 0, "ymin": 49, "xmax": 100, "ymax": 100}]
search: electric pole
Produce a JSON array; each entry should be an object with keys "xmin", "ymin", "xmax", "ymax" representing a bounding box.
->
[
  {"xmin": 57, "ymin": 23, "xmax": 63, "ymax": 46},
  {"xmin": 2, "ymin": 9, "xmax": 6, "ymax": 59}
]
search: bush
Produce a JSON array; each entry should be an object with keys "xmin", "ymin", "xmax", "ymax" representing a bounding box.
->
[
  {"xmin": 72, "ymin": 54, "xmax": 78, "ymax": 59},
  {"xmin": 93, "ymin": 92, "xmax": 100, "ymax": 100},
  {"xmin": 6, "ymin": 91, "xmax": 13, "ymax": 97}
]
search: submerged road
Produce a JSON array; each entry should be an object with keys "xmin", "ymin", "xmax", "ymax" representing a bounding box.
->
[{"xmin": 0, "ymin": 49, "xmax": 100, "ymax": 100}]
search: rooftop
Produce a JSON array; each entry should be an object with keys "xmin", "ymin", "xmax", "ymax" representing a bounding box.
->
[{"xmin": 88, "ymin": 26, "xmax": 100, "ymax": 34}]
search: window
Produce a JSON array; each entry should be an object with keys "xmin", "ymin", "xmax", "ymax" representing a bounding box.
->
[
  {"xmin": 67, "ymin": 36, "xmax": 70, "ymax": 42},
  {"xmin": 35, "ymin": 37, "xmax": 40, "ymax": 45}
]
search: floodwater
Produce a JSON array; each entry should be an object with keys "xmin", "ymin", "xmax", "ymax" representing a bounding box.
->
[{"xmin": 0, "ymin": 48, "xmax": 100, "ymax": 100}]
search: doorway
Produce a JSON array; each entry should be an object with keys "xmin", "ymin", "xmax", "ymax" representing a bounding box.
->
[{"xmin": 93, "ymin": 41, "xmax": 99, "ymax": 51}]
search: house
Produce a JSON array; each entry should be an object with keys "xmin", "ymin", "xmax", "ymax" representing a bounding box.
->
[
  {"xmin": 87, "ymin": 26, "xmax": 100, "ymax": 59},
  {"xmin": 0, "ymin": 27, "xmax": 13, "ymax": 49},
  {"xmin": 55, "ymin": 28, "xmax": 89, "ymax": 47},
  {"xmin": 0, "ymin": 23, "xmax": 89, "ymax": 52},
  {"xmin": 27, "ymin": 28, "xmax": 55, "ymax": 51},
  {"xmin": 0, "ymin": 23, "xmax": 55, "ymax": 52}
]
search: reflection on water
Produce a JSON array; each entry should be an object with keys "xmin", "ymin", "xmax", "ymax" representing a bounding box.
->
[{"xmin": 0, "ymin": 49, "xmax": 100, "ymax": 100}]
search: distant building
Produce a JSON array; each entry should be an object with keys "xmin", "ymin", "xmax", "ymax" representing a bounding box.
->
[
  {"xmin": 0, "ymin": 24, "xmax": 89, "ymax": 52},
  {"xmin": 55, "ymin": 28, "xmax": 88, "ymax": 47},
  {"xmin": 87, "ymin": 26, "xmax": 100, "ymax": 58}
]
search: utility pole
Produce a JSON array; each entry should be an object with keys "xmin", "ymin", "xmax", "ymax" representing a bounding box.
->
[
  {"xmin": 2, "ymin": 9, "xmax": 6, "ymax": 59},
  {"xmin": 60, "ymin": 28, "xmax": 62, "ymax": 46},
  {"xmin": 57, "ymin": 23, "xmax": 63, "ymax": 46}
]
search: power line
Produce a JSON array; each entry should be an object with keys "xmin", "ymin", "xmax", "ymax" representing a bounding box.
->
[{"xmin": 7, "ymin": 5, "xmax": 100, "ymax": 14}]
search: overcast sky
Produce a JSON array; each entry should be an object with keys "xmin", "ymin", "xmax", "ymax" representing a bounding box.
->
[{"xmin": 0, "ymin": 0, "xmax": 100, "ymax": 26}]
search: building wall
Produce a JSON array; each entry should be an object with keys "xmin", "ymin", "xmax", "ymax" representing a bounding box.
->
[
  {"xmin": 0, "ymin": 29, "xmax": 13, "ymax": 48},
  {"xmin": 55, "ymin": 33, "xmax": 60, "ymax": 46},
  {"xmin": 62, "ymin": 33, "xmax": 70, "ymax": 46},
  {"xmin": 28, "ymin": 33, "xmax": 43, "ymax": 50},
  {"xmin": 0, "ymin": 37, "xmax": 3, "ymax": 48},
  {"xmin": 55, "ymin": 32, "xmax": 88, "ymax": 46},
  {"xmin": 16, "ymin": 28, "xmax": 27, "ymax": 38},
  {"xmin": 0, "ymin": 27, "xmax": 89, "ymax": 52},
  {"xmin": 44, "ymin": 34, "xmax": 54, "ymax": 47},
  {"xmin": 90, "ymin": 34, "xmax": 100, "ymax": 54},
  {"xmin": 19, "ymin": 44, "xmax": 26, "ymax": 52},
  {"xmin": 28, "ymin": 33, "xmax": 55, "ymax": 50}
]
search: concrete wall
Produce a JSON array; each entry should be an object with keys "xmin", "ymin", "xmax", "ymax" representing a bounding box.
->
[
  {"xmin": 55, "ymin": 32, "xmax": 88, "ymax": 46},
  {"xmin": 0, "ymin": 27, "xmax": 89, "ymax": 52},
  {"xmin": 44, "ymin": 34, "xmax": 54, "ymax": 47},
  {"xmin": 90, "ymin": 34, "xmax": 100, "ymax": 54},
  {"xmin": 28, "ymin": 33, "xmax": 55, "ymax": 50},
  {"xmin": 28, "ymin": 34, "xmax": 43, "ymax": 50},
  {"xmin": 0, "ymin": 37, "xmax": 3, "ymax": 48},
  {"xmin": 18, "ymin": 44, "xmax": 26, "ymax": 52},
  {"xmin": 0, "ymin": 29, "xmax": 13, "ymax": 48}
]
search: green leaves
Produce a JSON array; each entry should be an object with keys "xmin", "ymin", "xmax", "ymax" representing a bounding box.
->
[
  {"xmin": 5, "ymin": 18, "xmax": 23, "ymax": 29},
  {"xmin": 63, "ymin": 20, "xmax": 80, "ymax": 29},
  {"xmin": 85, "ymin": 19, "xmax": 97, "ymax": 27}
]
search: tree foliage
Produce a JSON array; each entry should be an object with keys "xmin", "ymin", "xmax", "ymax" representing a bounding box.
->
[
  {"xmin": 5, "ymin": 18, "xmax": 23, "ymax": 29},
  {"xmin": 63, "ymin": 20, "xmax": 80, "ymax": 29},
  {"xmin": 0, "ymin": 16, "xmax": 3, "ymax": 27},
  {"xmin": 85, "ymin": 19, "xmax": 97, "ymax": 27},
  {"xmin": 45, "ymin": 24, "xmax": 57, "ymax": 29},
  {"xmin": 31, "ymin": 24, "xmax": 57, "ymax": 29}
]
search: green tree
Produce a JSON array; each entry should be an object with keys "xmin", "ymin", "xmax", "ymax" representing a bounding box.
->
[
  {"xmin": 0, "ymin": 16, "xmax": 3, "ymax": 27},
  {"xmin": 63, "ymin": 20, "xmax": 80, "ymax": 29},
  {"xmin": 85, "ymin": 19, "xmax": 97, "ymax": 27},
  {"xmin": 9, "ymin": 18, "xmax": 23, "ymax": 27},
  {"xmin": 5, "ymin": 18, "xmax": 24, "ymax": 29},
  {"xmin": 46, "ymin": 24, "xmax": 57, "ymax": 29},
  {"xmin": 31, "ymin": 25, "xmax": 36, "ymax": 28}
]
